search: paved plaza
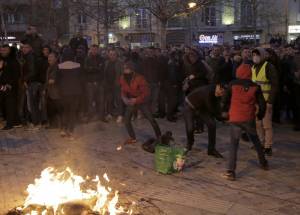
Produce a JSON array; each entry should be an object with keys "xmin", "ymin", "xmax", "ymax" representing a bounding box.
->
[{"xmin": 0, "ymin": 119, "xmax": 300, "ymax": 214}]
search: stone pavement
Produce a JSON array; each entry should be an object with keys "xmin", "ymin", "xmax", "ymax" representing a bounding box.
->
[{"xmin": 0, "ymin": 119, "xmax": 300, "ymax": 215}]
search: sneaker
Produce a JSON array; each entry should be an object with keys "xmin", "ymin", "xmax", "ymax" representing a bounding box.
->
[
  {"xmin": 116, "ymin": 116, "xmax": 123, "ymax": 124},
  {"xmin": 60, "ymin": 131, "xmax": 67, "ymax": 137},
  {"xmin": 167, "ymin": 116, "xmax": 177, "ymax": 123},
  {"xmin": 1, "ymin": 125, "xmax": 13, "ymax": 131},
  {"xmin": 264, "ymin": 148, "xmax": 272, "ymax": 156},
  {"xmin": 124, "ymin": 138, "xmax": 137, "ymax": 145},
  {"xmin": 105, "ymin": 114, "xmax": 113, "ymax": 121},
  {"xmin": 194, "ymin": 129, "xmax": 204, "ymax": 134},
  {"xmin": 260, "ymin": 161, "xmax": 269, "ymax": 171},
  {"xmin": 25, "ymin": 124, "xmax": 41, "ymax": 131},
  {"xmin": 222, "ymin": 171, "xmax": 236, "ymax": 181},
  {"xmin": 13, "ymin": 124, "xmax": 23, "ymax": 128},
  {"xmin": 208, "ymin": 149, "xmax": 224, "ymax": 158}
]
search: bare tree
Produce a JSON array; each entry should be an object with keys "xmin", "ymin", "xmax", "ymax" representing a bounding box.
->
[
  {"xmin": 128, "ymin": 0, "xmax": 218, "ymax": 48},
  {"xmin": 70, "ymin": 0, "xmax": 127, "ymax": 46}
]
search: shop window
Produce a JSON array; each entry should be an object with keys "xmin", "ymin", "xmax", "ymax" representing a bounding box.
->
[{"xmin": 241, "ymin": 0, "xmax": 253, "ymax": 26}]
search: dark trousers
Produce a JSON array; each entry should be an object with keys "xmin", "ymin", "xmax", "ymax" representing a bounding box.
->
[
  {"xmin": 47, "ymin": 97, "xmax": 63, "ymax": 128},
  {"xmin": 105, "ymin": 85, "xmax": 124, "ymax": 116},
  {"xmin": 26, "ymin": 82, "xmax": 43, "ymax": 125},
  {"xmin": 86, "ymin": 82, "xmax": 105, "ymax": 119},
  {"xmin": 124, "ymin": 104, "xmax": 161, "ymax": 139},
  {"xmin": 228, "ymin": 121, "xmax": 267, "ymax": 172},
  {"xmin": 184, "ymin": 105, "xmax": 216, "ymax": 152},
  {"xmin": 62, "ymin": 96, "xmax": 79, "ymax": 133},
  {"xmin": 158, "ymin": 83, "xmax": 179, "ymax": 118},
  {"xmin": 292, "ymin": 83, "xmax": 300, "ymax": 127},
  {"xmin": 0, "ymin": 91, "xmax": 18, "ymax": 127}
]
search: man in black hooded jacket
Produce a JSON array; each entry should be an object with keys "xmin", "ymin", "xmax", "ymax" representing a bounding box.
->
[{"xmin": 184, "ymin": 84, "xmax": 225, "ymax": 158}]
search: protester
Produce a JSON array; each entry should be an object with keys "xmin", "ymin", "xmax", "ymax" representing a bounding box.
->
[
  {"xmin": 252, "ymin": 48, "xmax": 279, "ymax": 156},
  {"xmin": 222, "ymin": 64, "xmax": 269, "ymax": 181},
  {"xmin": 22, "ymin": 25, "xmax": 44, "ymax": 57},
  {"xmin": 21, "ymin": 42, "xmax": 43, "ymax": 130},
  {"xmin": 58, "ymin": 47, "xmax": 82, "ymax": 139},
  {"xmin": 84, "ymin": 45, "xmax": 106, "ymax": 121},
  {"xmin": 120, "ymin": 60, "xmax": 161, "ymax": 145},
  {"xmin": 183, "ymin": 84, "xmax": 225, "ymax": 158},
  {"xmin": 104, "ymin": 49, "xmax": 124, "ymax": 123},
  {"xmin": 46, "ymin": 52, "xmax": 62, "ymax": 128}
]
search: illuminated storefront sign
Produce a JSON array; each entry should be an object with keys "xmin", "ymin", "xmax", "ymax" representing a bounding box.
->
[
  {"xmin": 233, "ymin": 34, "xmax": 260, "ymax": 40},
  {"xmin": 288, "ymin": 25, "xmax": 300, "ymax": 34},
  {"xmin": 199, "ymin": 34, "xmax": 218, "ymax": 44}
]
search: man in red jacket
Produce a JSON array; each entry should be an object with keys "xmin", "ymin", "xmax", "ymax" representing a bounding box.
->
[
  {"xmin": 120, "ymin": 61, "xmax": 161, "ymax": 144},
  {"xmin": 222, "ymin": 64, "xmax": 269, "ymax": 181}
]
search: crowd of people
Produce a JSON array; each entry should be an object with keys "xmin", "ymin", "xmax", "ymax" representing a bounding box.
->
[{"xmin": 1, "ymin": 25, "xmax": 300, "ymax": 180}]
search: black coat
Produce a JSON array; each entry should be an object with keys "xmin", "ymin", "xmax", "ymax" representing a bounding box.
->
[
  {"xmin": 185, "ymin": 85, "xmax": 222, "ymax": 118},
  {"xmin": 84, "ymin": 54, "xmax": 105, "ymax": 83}
]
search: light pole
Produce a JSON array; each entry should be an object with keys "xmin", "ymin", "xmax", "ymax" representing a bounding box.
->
[{"xmin": 187, "ymin": 2, "xmax": 197, "ymax": 45}]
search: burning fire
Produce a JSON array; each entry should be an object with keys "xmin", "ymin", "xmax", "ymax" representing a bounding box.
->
[{"xmin": 15, "ymin": 167, "xmax": 134, "ymax": 215}]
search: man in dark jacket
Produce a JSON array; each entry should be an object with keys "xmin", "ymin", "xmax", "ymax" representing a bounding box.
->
[
  {"xmin": 141, "ymin": 48, "xmax": 160, "ymax": 113},
  {"xmin": 252, "ymin": 48, "xmax": 279, "ymax": 156},
  {"xmin": 69, "ymin": 32, "xmax": 88, "ymax": 54},
  {"xmin": 21, "ymin": 42, "xmax": 43, "ymax": 129},
  {"xmin": 222, "ymin": 64, "xmax": 268, "ymax": 181},
  {"xmin": 0, "ymin": 45, "xmax": 20, "ymax": 129},
  {"xmin": 22, "ymin": 25, "xmax": 44, "ymax": 57},
  {"xmin": 84, "ymin": 45, "xmax": 106, "ymax": 121},
  {"xmin": 184, "ymin": 84, "xmax": 224, "ymax": 158}
]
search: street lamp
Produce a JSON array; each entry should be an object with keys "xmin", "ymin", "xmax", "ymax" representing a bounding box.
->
[{"xmin": 188, "ymin": 2, "xmax": 197, "ymax": 9}]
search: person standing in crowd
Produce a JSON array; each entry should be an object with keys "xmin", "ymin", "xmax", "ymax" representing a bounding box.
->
[
  {"xmin": 84, "ymin": 45, "xmax": 106, "ymax": 122},
  {"xmin": 291, "ymin": 49, "xmax": 300, "ymax": 131},
  {"xmin": 141, "ymin": 47, "xmax": 160, "ymax": 114},
  {"xmin": 215, "ymin": 48, "xmax": 234, "ymax": 86},
  {"xmin": 120, "ymin": 61, "xmax": 161, "ymax": 145},
  {"xmin": 0, "ymin": 46, "xmax": 20, "ymax": 130},
  {"xmin": 22, "ymin": 25, "xmax": 44, "ymax": 57},
  {"xmin": 21, "ymin": 42, "xmax": 43, "ymax": 130},
  {"xmin": 104, "ymin": 49, "xmax": 124, "ymax": 123},
  {"xmin": 69, "ymin": 32, "xmax": 88, "ymax": 54},
  {"xmin": 184, "ymin": 84, "xmax": 225, "ymax": 158},
  {"xmin": 38, "ymin": 46, "xmax": 51, "ymax": 124},
  {"xmin": 159, "ymin": 51, "xmax": 183, "ymax": 122},
  {"xmin": 222, "ymin": 64, "xmax": 269, "ymax": 181},
  {"xmin": 58, "ymin": 47, "xmax": 82, "ymax": 140},
  {"xmin": 252, "ymin": 48, "xmax": 279, "ymax": 156},
  {"xmin": 205, "ymin": 45, "xmax": 224, "ymax": 81},
  {"xmin": 46, "ymin": 52, "xmax": 62, "ymax": 129},
  {"xmin": 156, "ymin": 48, "xmax": 169, "ymax": 119}
]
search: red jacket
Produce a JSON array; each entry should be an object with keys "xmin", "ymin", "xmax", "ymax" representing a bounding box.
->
[
  {"xmin": 223, "ymin": 64, "xmax": 266, "ymax": 122},
  {"xmin": 119, "ymin": 73, "xmax": 150, "ymax": 105}
]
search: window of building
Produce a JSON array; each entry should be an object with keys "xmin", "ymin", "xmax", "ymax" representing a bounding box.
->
[
  {"xmin": 241, "ymin": 0, "xmax": 253, "ymax": 26},
  {"xmin": 202, "ymin": 6, "xmax": 216, "ymax": 26},
  {"xmin": 135, "ymin": 9, "xmax": 148, "ymax": 29},
  {"xmin": 78, "ymin": 13, "xmax": 87, "ymax": 24},
  {"xmin": 53, "ymin": 0, "xmax": 63, "ymax": 9},
  {"xmin": 5, "ymin": 13, "xmax": 25, "ymax": 24}
]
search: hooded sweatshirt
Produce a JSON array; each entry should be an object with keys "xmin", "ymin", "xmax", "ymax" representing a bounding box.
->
[
  {"xmin": 223, "ymin": 63, "xmax": 266, "ymax": 122},
  {"xmin": 252, "ymin": 48, "xmax": 279, "ymax": 104}
]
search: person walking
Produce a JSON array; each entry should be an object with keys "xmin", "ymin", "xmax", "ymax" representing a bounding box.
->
[
  {"xmin": 120, "ymin": 61, "xmax": 161, "ymax": 144},
  {"xmin": 222, "ymin": 64, "xmax": 269, "ymax": 181}
]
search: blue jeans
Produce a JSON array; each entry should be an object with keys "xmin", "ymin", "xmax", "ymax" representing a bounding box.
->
[
  {"xmin": 26, "ymin": 82, "xmax": 43, "ymax": 125},
  {"xmin": 228, "ymin": 121, "xmax": 267, "ymax": 172}
]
